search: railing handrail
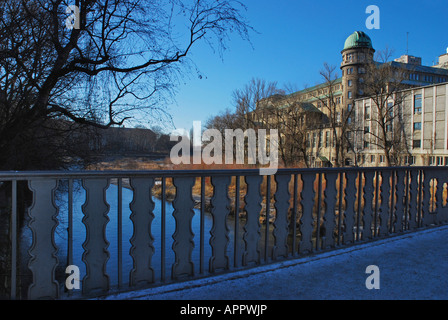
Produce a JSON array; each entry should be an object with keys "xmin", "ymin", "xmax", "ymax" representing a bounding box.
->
[
  {"xmin": 0, "ymin": 165, "xmax": 444, "ymax": 180},
  {"xmin": 2, "ymin": 165, "xmax": 448, "ymax": 299}
]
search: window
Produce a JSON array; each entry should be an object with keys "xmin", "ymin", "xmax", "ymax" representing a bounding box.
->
[
  {"xmin": 424, "ymin": 75, "xmax": 434, "ymax": 83},
  {"xmin": 364, "ymin": 141, "xmax": 370, "ymax": 148},
  {"xmin": 413, "ymin": 122, "xmax": 422, "ymax": 131},
  {"xmin": 365, "ymin": 105, "xmax": 370, "ymax": 119},
  {"xmin": 364, "ymin": 126, "xmax": 370, "ymax": 133},
  {"xmin": 437, "ymin": 157, "xmax": 443, "ymax": 166},
  {"xmin": 387, "ymin": 104, "xmax": 394, "ymax": 123},
  {"xmin": 414, "ymin": 94, "xmax": 422, "ymax": 114},
  {"xmin": 319, "ymin": 132, "xmax": 323, "ymax": 148},
  {"xmin": 404, "ymin": 156, "xmax": 415, "ymax": 165},
  {"xmin": 358, "ymin": 67, "xmax": 366, "ymax": 74},
  {"xmin": 379, "ymin": 155, "xmax": 385, "ymax": 163},
  {"xmin": 370, "ymin": 155, "xmax": 375, "ymax": 163},
  {"xmin": 348, "ymin": 80, "xmax": 353, "ymax": 87},
  {"xmin": 413, "ymin": 139, "xmax": 421, "ymax": 148},
  {"xmin": 348, "ymin": 91, "xmax": 352, "ymax": 99},
  {"xmin": 325, "ymin": 132, "xmax": 330, "ymax": 148},
  {"xmin": 386, "ymin": 124, "xmax": 393, "ymax": 132}
]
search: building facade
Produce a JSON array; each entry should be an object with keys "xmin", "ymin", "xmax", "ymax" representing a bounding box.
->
[
  {"xmin": 354, "ymin": 82, "xmax": 448, "ymax": 167},
  {"xmin": 259, "ymin": 31, "xmax": 448, "ymax": 167}
]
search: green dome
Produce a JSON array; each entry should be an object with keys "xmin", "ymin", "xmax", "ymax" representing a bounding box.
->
[{"xmin": 343, "ymin": 31, "xmax": 373, "ymax": 51}]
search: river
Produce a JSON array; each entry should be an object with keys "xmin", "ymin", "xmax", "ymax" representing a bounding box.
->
[{"xmin": 17, "ymin": 180, "xmax": 274, "ymax": 289}]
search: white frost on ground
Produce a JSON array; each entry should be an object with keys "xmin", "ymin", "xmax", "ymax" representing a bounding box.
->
[{"xmin": 101, "ymin": 225, "xmax": 448, "ymax": 300}]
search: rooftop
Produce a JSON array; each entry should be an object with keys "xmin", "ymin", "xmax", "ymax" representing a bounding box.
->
[{"xmin": 343, "ymin": 31, "xmax": 374, "ymax": 51}]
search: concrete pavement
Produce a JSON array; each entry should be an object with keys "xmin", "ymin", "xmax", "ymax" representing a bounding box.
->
[{"xmin": 103, "ymin": 225, "xmax": 448, "ymax": 300}]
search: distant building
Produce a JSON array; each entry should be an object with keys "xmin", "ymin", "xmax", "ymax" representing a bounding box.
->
[
  {"xmin": 258, "ymin": 31, "xmax": 448, "ymax": 167},
  {"xmin": 354, "ymin": 81, "xmax": 448, "ymax": 167}
]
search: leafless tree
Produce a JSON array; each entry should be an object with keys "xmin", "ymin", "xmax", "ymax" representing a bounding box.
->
[
  {"xmin": 309, "ymin": 63, "xmax": 354, "ymax": 167},
  {"xmin": 362, "ymin": 48, "xmax": 412, "ymax": 166},
  {"xmin": 233, "ymin": 78, "xmax": 285, "ymax": 130},
  {"xmin": 0, "ymin": 0, "xmax": 251, "ymax": 170},
  {"xmin": 264, "ymin": 100, "xmax": 323, "ymax": 168}
]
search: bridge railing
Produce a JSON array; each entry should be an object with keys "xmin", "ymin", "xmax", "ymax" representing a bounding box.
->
[{"xmin": 1, "ymin": 166, "xmax": 447, "ymax": 299}]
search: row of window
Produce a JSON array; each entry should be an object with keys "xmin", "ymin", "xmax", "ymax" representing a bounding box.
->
[
  {"xmin": 342, "ymin": 67, "xmax": 366, "ymax": 77},
  {"xmin": 429, "ymin": 156, "xmax": 448, "ymax": 166},
  {"xmin": 307, "ymin": 131, "xmax": 335, "ymax": 148},
  {"xmin": 343, "ymin": 53, "xmax": 367, "ymax": 63},
  {"xmin": 410, "ymin": 73, "xmax": 447, "ymax": 83}
]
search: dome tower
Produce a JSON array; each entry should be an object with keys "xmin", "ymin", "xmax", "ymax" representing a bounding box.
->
[{"xmin": 341, "ymin": 31, "xmax": 375, "ymax": 109}]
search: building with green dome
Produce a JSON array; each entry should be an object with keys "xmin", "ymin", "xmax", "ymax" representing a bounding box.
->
[{"xmin": 257, "ymin": 31, "xmax": 448, "ymax": 168}]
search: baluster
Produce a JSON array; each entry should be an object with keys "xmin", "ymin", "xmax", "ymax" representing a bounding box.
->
[
  {"xmin": 441, "ymin": 179, "xmax": 448, "ymax": 223},
  {"xmin": 322, "ymin": 172, "xmax": 337, "ymax": 249},
  {"xmin": 373, "ymin": 171, "xmax": 380, "ymax": 236},
  {"xmin": 389, "ymin": 171, "xmax": 397, "ymax": 234},
  {"xmin": 81, "ymin": 178, "xmax": 110, "ymax": 295},
  {"xmin": 403, "ymin": 171, "xmax": 410, "ymax": 231},
  {"xmin": 394, "ymin": 170, "xmax": 406, "ymax": 233},
  {"xmin": 337, "ymin": 173, "xmax": 345, "ymax": 245},
  {"xmin": 423, "ymin": 172, "xmax": 436, "ymax": 226},
  {"xmin": 242, "ymin": 175, "xmax": 263, "ymax": 266},
  {"xmin": 27, "ymin": 179, "xmax": 59, "ymax": 300},
  {"xmin": 435, "ymin": 176, "xmax": 443, "ymax": 225},
  {"xmin": 11, "ymin": 180, "xmax": 17, "ymax": 300},
  {"xmin": 343, "ymin": 171, "xmax": 357, "ymax": 244},
  {"xmin": 356, "ymin": 172, "xmax": 363, "ymax": 241},
  {"xmin": 291, "ymin": 174, "xmax": 299, "ymax": 255},
  {"xmin": 209, "ymin": 176, "xmax": 231, "ymax": 273},
  {"xmin": 272, "ymin": 174, "xmax": 291, "ymax": 259},
  {"xmin": 362, "ymin": 171, "xmax": 375, "ymax": 240},
  {"xmin": 171, "ymin": 177, "xmax": 196, "ymax": 279},
  {"xmin": 129, "ymin": 178, "xmax": 155, "ymax": 286},
  {"xmin": 417, "ymin": 171, "xmax": 424, "ymax": 227},
  {"xmin": 408, "ymin": 170, "xmax": 419, "ymax": 230},
  {"xmin": 234, "ymin": 176, "xmax": 241, "ymax": 268},
  {"xmin": 379, "ymin": 171, "xmax": 391, "ymax": 236},
  {"xmin": 299, "ymin": 173, "xmax": 315, "ymax": 254},
  {"xmin": 421, "ymin": 172, "xmax": 433, "ymax": 227}
]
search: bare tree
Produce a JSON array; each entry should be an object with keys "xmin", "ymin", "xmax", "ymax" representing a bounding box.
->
[
  {"xmin": 233, "ymin": 78, "xmax": 285, "ymax": 130},
  {"xmin": 309, "ymin": 63, "xmax": 354, "ymax": 167},
  {"xmin": 362, "ymin": 49, "xmax": 412, "ymax": 166},
  {"xmin": 0, "ymin": 0, "xmax": 251, "ymax": 170},
  {"xmin": 264, "ymin": 100, "xmax": 323, "ymax": 168}
]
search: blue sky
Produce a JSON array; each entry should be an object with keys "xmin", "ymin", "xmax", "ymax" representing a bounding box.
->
[{"xmin": 157, "ymin": 0, "xmax": 448, "ymax": 132}]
